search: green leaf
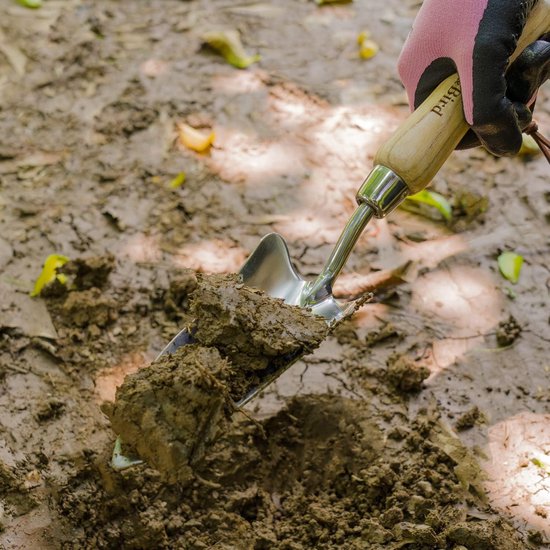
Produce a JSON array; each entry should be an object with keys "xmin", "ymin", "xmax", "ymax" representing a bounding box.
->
[
  {"xmin": 403, "ymin": 190, "xmax": 452, "ymax": 222},
  {"xmin": 202, "ymin": 30, "xmax": 260, "ymax": 70},
  {"xmin": 111, "ymin": 436, "xmax": 143, "ymax": 470},
  {"xmin": 497, "ymin": 252, "xmax": 523, "ymax": 284},
  {"xmin": 531, "ymin": 456, "xmax": 550, "ymax": 474},
  {"xmin": 31, "ymin": 254, "xmax": 69, "ymax": 297},
  {"xmin": 16, "ymin": 0, "xmax": 42, "ymax": 8},
  {"xmin": 518, "ymin": 134, "xmax": 540, "ymax": 157},
  {"xmin": 169, "ymin": 172, "xmax": 186, "ymax": 189}
]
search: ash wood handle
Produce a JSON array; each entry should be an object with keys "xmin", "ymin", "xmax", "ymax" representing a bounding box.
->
[{"xmin": 374, "ymin": 0, "xmax": 550, "ymax": 196}]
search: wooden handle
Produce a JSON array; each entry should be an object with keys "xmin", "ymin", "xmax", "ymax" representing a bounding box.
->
[{"xmin": 374, "ymin": 0, "xmax": 550, "ymax": 195}]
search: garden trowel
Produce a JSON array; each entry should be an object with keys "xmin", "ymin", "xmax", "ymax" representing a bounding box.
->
[{"xmin": 160, "ymin": 1, "xmax": 550, "ymax": 407}]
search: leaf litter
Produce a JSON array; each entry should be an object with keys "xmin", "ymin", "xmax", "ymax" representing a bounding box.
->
[
  {"xmin": 498, "ymin": 251, "xmax": 524, "ymax": 284},
  {"xmin": 177, "ymin": 122, "xmax": 215, "ymax": 153},
  {"xmin": 201, "ymin": 29, "xmax": 260, "ymax": 69}
]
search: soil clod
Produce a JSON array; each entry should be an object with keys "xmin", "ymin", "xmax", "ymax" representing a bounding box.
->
[
  {"xmin": 386, "ymin": 353, "xmax": 430, "ymax": 393},
  {"xmin": 103, "ymin": 345, "xmax": 232, "ymax": 484},
  {"xmin": 455, "ymin": 405, "xmax": 485, "ymax": 431},
  {"xmin": 61, "ymin": 255, "xmax": 115, "ymax": 290},
  {"xmin": 105, "ymin": 273, "xmax": 328, "ymax": 482},
  {"xmin": 496, "ymin": 315, "xmax": 522, "ymax": 347}
]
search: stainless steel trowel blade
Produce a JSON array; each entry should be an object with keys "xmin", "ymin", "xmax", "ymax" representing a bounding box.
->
[
  {"xmin": 157, "ymin": 232, "xmax": 356, "ymax": 405},
  {"xmin": 240, "ymin": 233, "xmax": 353, "ymax": 321},
  {"xmin": 240, "ymin": 233, "xmax": 306, "ymax": 304}
]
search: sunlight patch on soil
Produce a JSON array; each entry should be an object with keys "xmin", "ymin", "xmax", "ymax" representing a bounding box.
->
[
  {"xmin": 314, "ymin": 106, "xmax": 391, "ymax": 144},
  {"xmin": 430, "ymin": 337, "xmax": 485, "ymax": 371},
  {"xmin": 410, "ymin": 266, "xmax": 502, "ymax": 370},
  {"xmin": 210, "ymin": 131, "xmax": 305, "ymax": 185},
  {"xmin": 94, "ymin": 351, "xmax": 150, "ymax": 403},
  {"xmin": 211, "ymin": 70, "xmax": 266, "ymax": 94},
  {"xmin": 140, "ymin": 58, "xmax": 169, "ymax": 78},
  {"xmin": 401, "ymin": 234, "xmax": 469, "ymax": 269},
  {"xmin": 269, "ymin": 93, "xmax": 311, "ymax": 124},
  {"xmin": 484, "ymin": 412, "xmax": 550, "ymax": 536},
  {"xmin": 411, "ymin": 266, "xmax": 502, "ymax": 333},
  {"xmin": 118, "ymin": 233, "xmax": 162, "ymax": 263},
  {"xmin": 274, "ymin": 209, "xmax": 339, "ymax": 242},
  {"xmin": 172, "ymin": 239, "xmax": 247, "ymax": 273},
  {"xmin": 267, "ymin": 84, "xmax": 328, "ymax": 129},
  {"xmin": 208, "ymin": 99, "xmax": 397, "ymax": 192}
]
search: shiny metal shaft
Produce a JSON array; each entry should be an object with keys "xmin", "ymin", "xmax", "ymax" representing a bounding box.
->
[
  {"xmin": 301, "ymin": 165, "xmax": 409, "ymax": 307},
  {"xmin": 301, "ymin": 203, "xmax": 375, "ymax": 306}
]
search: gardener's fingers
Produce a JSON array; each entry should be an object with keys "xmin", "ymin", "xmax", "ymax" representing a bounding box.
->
[{"xmin": 506, "ymin": 38, "xmax": 550, "ymax": 104}]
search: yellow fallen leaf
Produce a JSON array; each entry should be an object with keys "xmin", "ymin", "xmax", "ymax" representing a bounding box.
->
[
  {"xmin": 357, "ymin": 30, "xmax": 379, "ymax": 59},
  {"xmin": 202, "ymin": 29, "xmax": 260, "ymax": 69},
  {"xmin": 169, "ymin": 172, "xmax": 186, "ymax": 189},
  {"xmin": 518, "ymin": 134, "xmax": 540, "ymax": 157},
  {"xmin": 31, "ymin": 254, "xmax": 69, "ymax": 297},
  {"xmin": 177, "ymin": 123, "xmax": 215, "ymax": 153},
  {"xmin": 359, "ymin": 38, "xmax": 379, "ymax": 60},
  {"xmin": 357, "ymin": 30, "xmax": 370, "ymax": 44}
]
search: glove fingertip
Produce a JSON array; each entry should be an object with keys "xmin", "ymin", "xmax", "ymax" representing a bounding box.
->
[{"xmin": 478, "ymin": 130, "xmax": 524, "ymax": 157}]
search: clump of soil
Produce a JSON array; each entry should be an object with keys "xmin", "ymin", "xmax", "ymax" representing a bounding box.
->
[
  {"xmin": 0, "ymin": 462, "xmax": 38, "ymax": 520},
  {"xmin": 496, "ymin": 315, "xmax": 522, "ymax": 347},
  {"xmin": 162, "ymin": 271, "xmax": 199, "ymax": 321},
  {"xmin": 35, "ymin": 398, "xmax": 66, "ymax": 423},
  {"xmin": 62, "ymin": 288, "xmax": 118, "ymax": 328},
  {"xmin": 451, "ymin": 190, "xmax": 489, "ymax": 231},
  {"xmin": 57, "ymin": 395, "xmax": 526, "ymax": 549},
  {"xmin": 455, "ymin": 405, "xmax": 485, "ymax": 431},
  {"xmin": 189, "ymin": 273, "xmax": 329, "ymax": 372},
  {"xmin": 385, "ymin": 353, "xmax": 430, "ymax": 393},
  {"xmin": 104, "ymin": 272, "xmax": 329, "ymax": 483},
  {"xmin": 2, "ymin": 0, "xmax": 547, "ymax": 546},
  {"xmin": 103, "ymin": 345, "xmax": 232, "ymax": 484},
  {"xmin": 61, "ymin": 255, "xmax": 115, "ymax": 290}
]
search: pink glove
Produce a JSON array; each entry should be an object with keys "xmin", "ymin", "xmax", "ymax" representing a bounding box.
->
[{"xmin": 398, "ymin": 0, "xmax": 550, "ymax": 156}]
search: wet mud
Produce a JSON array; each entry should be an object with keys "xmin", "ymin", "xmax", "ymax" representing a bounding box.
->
[
  {"xmin": 1, "ymin": 0, "xmax": 549, "ymax": 547},
  {"xmin": 58, "ymin": 394, "xmax": 526, "ymax": 549},
  {"xmin": 104, "ymin": 345, "xmax": 232, "ymax": 485},
  {"xmin": 104, "ymin": 273, "xmax": 328, "ymax": 484},
  {"xmin": 189, "ymin": 274, "xmax": 329, "ymax": 374}
]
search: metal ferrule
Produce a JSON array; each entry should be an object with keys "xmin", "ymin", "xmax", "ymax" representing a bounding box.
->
[{"xmin": 356, "ymin": 165, "xmax": 409, "ymax": 218}]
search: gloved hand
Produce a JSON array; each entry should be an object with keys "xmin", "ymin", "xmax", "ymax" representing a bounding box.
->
[{"xmin": 398, "ymin": 0, "xmax": 550, "ymax": 156}]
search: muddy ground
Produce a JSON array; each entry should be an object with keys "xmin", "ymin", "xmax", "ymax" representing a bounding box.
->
[{"xmin": 0, "ymin": 0, "xmax": 549, "ymax": 548}]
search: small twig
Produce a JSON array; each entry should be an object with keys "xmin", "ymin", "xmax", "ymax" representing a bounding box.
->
[
  {"xmin": 4, "ymin": 363, "xmax": 28, "ymax": 374},
  {"xmin": 524, "ymin": 120, "xmax": 550, "ymax": 163},
  {"xmin": 194, "ymin": 472, "xmax": 222, "ymax": 489},
  {"xmin": 333, "ymin": 261, "xmax": 413, "ymax": 300},
  {"xmin": 234, "ymin": 406, "xmax": 267, "ymax": 439}
]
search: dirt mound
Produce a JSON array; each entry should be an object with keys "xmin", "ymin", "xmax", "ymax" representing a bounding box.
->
[
  {"xmin": 57, "ymin": 394, "xmax": 525, "ymax": 549},
  {"xmin": 103, "ymin": 272, "xmax": 329, "ymax": 484},
  {"xmin": 2, "ymin": 0, "xmax": 548, "ymax": 546}
]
